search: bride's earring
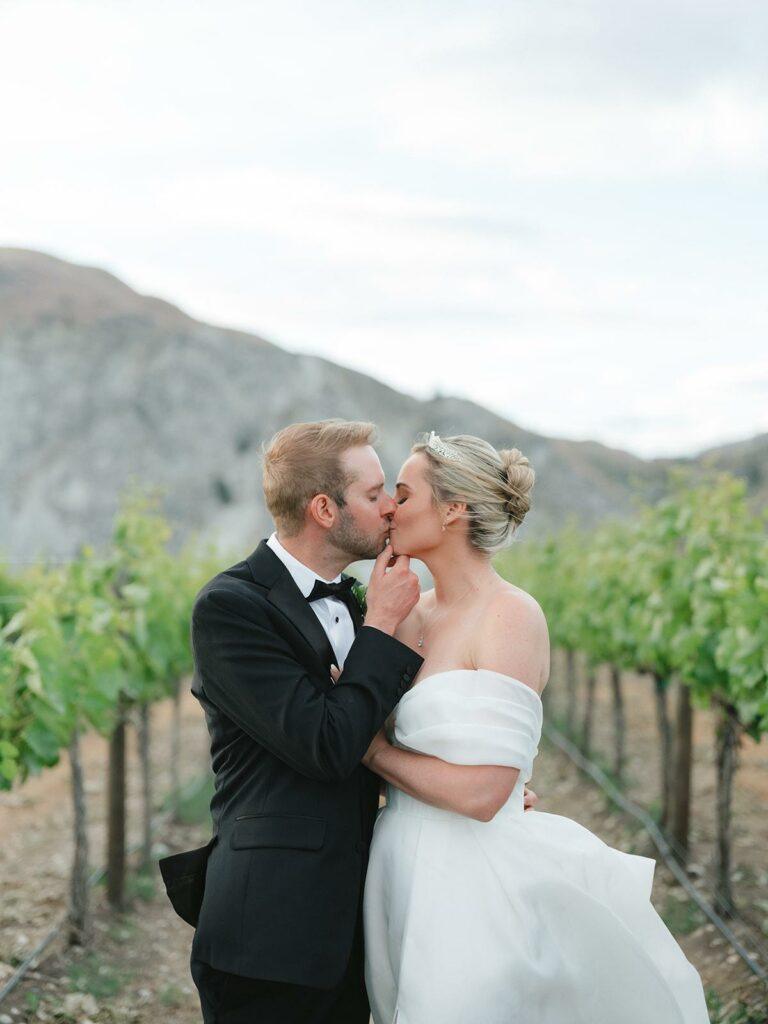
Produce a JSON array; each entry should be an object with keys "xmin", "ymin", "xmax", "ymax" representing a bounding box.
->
[{"xmin": 441, "ymin": 522, "xmax": 446, "ymax": 532}]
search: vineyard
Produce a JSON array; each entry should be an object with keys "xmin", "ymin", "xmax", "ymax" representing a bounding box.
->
[
  {"xmin": 1, "ymin": 470, "xmax": 767, "ymax": 1022},
  {"xmin": 0, "ymin": 490, "xmax": 222, "ymax": 963},
  {"xmin": 496, "ymin": 467, "xmax": 768, "ymax": 1017}
]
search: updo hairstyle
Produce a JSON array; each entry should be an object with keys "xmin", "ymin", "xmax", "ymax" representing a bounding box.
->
[{"xmin": 411, "ymin": 432, "xmax": 535, "ymax": 554}]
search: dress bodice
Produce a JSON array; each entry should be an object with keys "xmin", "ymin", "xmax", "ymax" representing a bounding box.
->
[{"xmin": 387, "ymin": 668, "xmax": 543, "ymax": 822}]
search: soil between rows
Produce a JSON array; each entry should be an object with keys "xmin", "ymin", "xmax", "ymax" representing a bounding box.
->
[{"xmin": 1, "ymin": 678, "xmax": 766, "ymax": 1023}]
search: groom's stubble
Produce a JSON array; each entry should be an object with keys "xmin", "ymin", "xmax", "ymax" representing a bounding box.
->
[{"xmin": 328, "ymin": 506, "xmax": 390, "ymax": 563}]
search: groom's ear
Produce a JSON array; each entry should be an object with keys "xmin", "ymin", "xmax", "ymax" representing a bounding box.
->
[{"xmin": 307, "ymin": 492, "xmax": 338, "ymax": 530}]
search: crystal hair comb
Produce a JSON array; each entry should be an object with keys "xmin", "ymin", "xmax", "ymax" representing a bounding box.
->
[{"xmin": 426, "ymin": 430, "xmax": 462, "ymax": 461}]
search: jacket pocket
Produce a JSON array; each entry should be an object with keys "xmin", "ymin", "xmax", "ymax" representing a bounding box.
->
[{"xmin": 230, "ymin": 814, "xmax": 326, "ymax": 851}]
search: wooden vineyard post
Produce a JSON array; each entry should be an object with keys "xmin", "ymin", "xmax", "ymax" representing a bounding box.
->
[
  {"xmin": 171, "ymin": 677, "xmax": 182, "ymax": 822},
  {"xmin": 107, "ymin": 697, "xmax": 127, "ymax": 911},
  {"xmin": 671, "ymin": 680, "xmax": 693, "ymax": 865},
  {"xmin": 652, "ymin": 673, "xmax": 673, "ymax": 832},
  {"xmin": 714, "ymin": 702, "xmax": 740, "ymax": 918},
  {"xmin": 67, "ymin": 728, "xmax": 90, "ymax": 945},
  {"xmin": 609, "ymin": 665, "xmax": 625, "ymax": 785},
  {"xmin": 138, "ymin": 702, "xmax": 152, "ymax": 871}
]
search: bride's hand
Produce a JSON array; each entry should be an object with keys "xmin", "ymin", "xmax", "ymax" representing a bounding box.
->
[
  {"xmin": 362, "ymin": 727, "xmax": 390, "ymax": 768},
  {"xmin": 523, "ymin": 785, "xmax": 539, "ymax": 812}
]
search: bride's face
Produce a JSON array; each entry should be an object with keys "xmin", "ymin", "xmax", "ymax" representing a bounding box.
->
[{"xmin": 389, "ymin": 453, "xmax": 445, "ymax": 557}]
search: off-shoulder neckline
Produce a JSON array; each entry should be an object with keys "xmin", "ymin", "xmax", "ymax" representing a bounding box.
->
[{"xmin": 401, "ymin": 667, "xmax": 543, "ymax": 707}]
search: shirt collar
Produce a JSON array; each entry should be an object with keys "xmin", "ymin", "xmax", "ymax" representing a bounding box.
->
[{"xmin": 266, "ymin": 532, "xmax": 342, "ymax": 599}]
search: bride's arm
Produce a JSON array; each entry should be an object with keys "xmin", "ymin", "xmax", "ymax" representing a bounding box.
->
[
  {"xmin": 379, "ymin": 594, "xmax": 516, "ymax": 819},
  {"xmin": 364, "ymin": 736, "xmax": 519, "ymax": 822},
  {"xmin": 366, "ymin": 591, "xmax": 548, "ymax": 820}
]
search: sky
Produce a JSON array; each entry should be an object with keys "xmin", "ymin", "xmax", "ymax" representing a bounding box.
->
[{"xmin": 1, "ymin": 0, "xmax": 766, "ymax": 459}]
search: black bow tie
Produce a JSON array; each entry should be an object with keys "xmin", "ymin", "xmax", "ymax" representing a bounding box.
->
[{"xmin": 307, "ymin": 577, "xmax": 357, "ymax": 603}]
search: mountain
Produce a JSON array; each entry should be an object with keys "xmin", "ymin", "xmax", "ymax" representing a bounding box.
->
[
  {"xmin": 0, "ymin": 248, "xmax": 759, "ymax": 563},
  {"xmin": 676, "ymin": 433, "xmax": 768, "ymax": 509}
]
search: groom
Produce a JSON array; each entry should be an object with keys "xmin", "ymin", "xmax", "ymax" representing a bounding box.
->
[{"xmin": 164, "ymin": 419, "xmax": 425, "ymax": 1024}]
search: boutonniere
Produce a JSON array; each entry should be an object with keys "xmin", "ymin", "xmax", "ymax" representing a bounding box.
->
[{"xmin": 350, "ymin": 580, "xmax": 367, "ymax": 615}]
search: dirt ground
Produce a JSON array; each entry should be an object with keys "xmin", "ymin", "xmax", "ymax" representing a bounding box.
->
[
  {"xmin": 1, "ymin": 675, "xmax": 767, "ymax": 1024},
  {"xmin": 0, "ymin": 687, "xmax": 211, "ymax": 1024}
]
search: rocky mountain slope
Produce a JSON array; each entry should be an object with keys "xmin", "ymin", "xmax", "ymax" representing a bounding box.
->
[{"xmin": 0, "ymin": 248, "xmax": 761, "ymax": 563}]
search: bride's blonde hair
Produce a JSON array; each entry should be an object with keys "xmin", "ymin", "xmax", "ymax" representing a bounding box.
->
[{"xmin": 411, "ymin": 432, "xmax": 535, "ymax": 553}]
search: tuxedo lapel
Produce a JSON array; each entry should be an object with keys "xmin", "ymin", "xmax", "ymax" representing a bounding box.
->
[
  {"xmin": 245, "ymin": 541, "xmax": 336, "ymax": 686},
  {"xmin": 341, "ymin": 573, "xmax": 364, "ymax": 632},
  {"xmin": 267, "ymin": 571, "xmax": 338, "ymax": 672}
]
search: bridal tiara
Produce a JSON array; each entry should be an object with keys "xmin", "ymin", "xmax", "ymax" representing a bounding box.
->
[{"xmin": 426, "ymin": 430, "xmax": 462, "ymax": 461}]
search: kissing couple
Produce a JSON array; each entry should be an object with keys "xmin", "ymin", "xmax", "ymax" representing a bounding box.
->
[{"xmin": 160, "ymin": 419, "xmax": 709, "ymax": 1024}]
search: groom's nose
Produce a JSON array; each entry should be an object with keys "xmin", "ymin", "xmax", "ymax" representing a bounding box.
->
[{"xmin": 381, "ymin": 493, "xmax": 397, "ymax": 517}]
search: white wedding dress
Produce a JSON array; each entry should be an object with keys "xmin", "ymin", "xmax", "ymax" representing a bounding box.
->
[{"xmin": 363, "ymin": 669, "xmax": 710, "ymax": 1024}]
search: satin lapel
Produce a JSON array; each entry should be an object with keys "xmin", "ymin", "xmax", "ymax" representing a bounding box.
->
[
  {"xmin": 266, "ymin": 571, "xmax": 337, "ymax": 680},
  {"xmin": 342, "ymin": 574, "xmax": 364, "ymax": 632},
  {"xmin": 245, "ymin": 540, "xmax": 335, "ymax": 689}
]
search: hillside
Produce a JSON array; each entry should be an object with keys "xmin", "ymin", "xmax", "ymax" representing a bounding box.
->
[{"xmin": 0, "ymin": 248, "xmax": 759, "ymax": 562}]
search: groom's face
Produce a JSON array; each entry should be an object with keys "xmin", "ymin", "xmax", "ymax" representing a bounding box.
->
[{"xmin": 328, "ymin": 445, "xmax": 395, "ymax": 560}]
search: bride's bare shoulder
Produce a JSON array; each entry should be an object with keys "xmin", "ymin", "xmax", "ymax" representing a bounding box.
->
[
  {"xmin": 475, "ymin": 583, "xmax": 550, "ymax": 693},
  {"xmin": 488, "ymin": 581, "xmax": 545, "ymax": 619}
]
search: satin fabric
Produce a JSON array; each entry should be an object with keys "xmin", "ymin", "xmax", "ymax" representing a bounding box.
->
[{"xmin": 363, "ymin": 669, "xmax": 709, "ymax": 1024}]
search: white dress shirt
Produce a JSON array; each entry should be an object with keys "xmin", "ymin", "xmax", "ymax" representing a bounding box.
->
[{"xmin": 266, "ymin": 532, "xmax": 356, "ymax": 670}]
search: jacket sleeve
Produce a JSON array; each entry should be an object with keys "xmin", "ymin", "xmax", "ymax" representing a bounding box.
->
[{"xmin": 191, "ymin": 588, "xmax": 424, "ymax": 783}]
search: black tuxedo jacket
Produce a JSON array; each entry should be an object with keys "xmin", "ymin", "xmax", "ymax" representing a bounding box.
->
[{"xmin": 172, "ymin": 540, "xmax": 423, "ymax": 990}]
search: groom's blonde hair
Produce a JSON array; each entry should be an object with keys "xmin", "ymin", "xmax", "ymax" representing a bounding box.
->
[{"xmin": 262, "ymin": 419, "xmax": 378, "ymax": 535}]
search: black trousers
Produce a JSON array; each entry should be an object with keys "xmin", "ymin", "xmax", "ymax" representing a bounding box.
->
[{"xmin": 190, "ymin": 911, "xmax": 369, "ymax": 1024}]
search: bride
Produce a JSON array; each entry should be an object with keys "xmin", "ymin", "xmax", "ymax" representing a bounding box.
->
[{"xmin": 361, "ymin": 431, "xmax": 710, "ymax": 1024}]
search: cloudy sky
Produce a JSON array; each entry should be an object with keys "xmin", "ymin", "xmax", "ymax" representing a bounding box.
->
[{"xmin": 1, "ymin": 0, "xmax": 766, "ymax": 458}]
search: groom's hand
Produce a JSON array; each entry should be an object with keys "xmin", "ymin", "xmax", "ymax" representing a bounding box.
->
[{"xmin": 364, "ymin": 544, "xmax": 420, "ymax": 636}]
